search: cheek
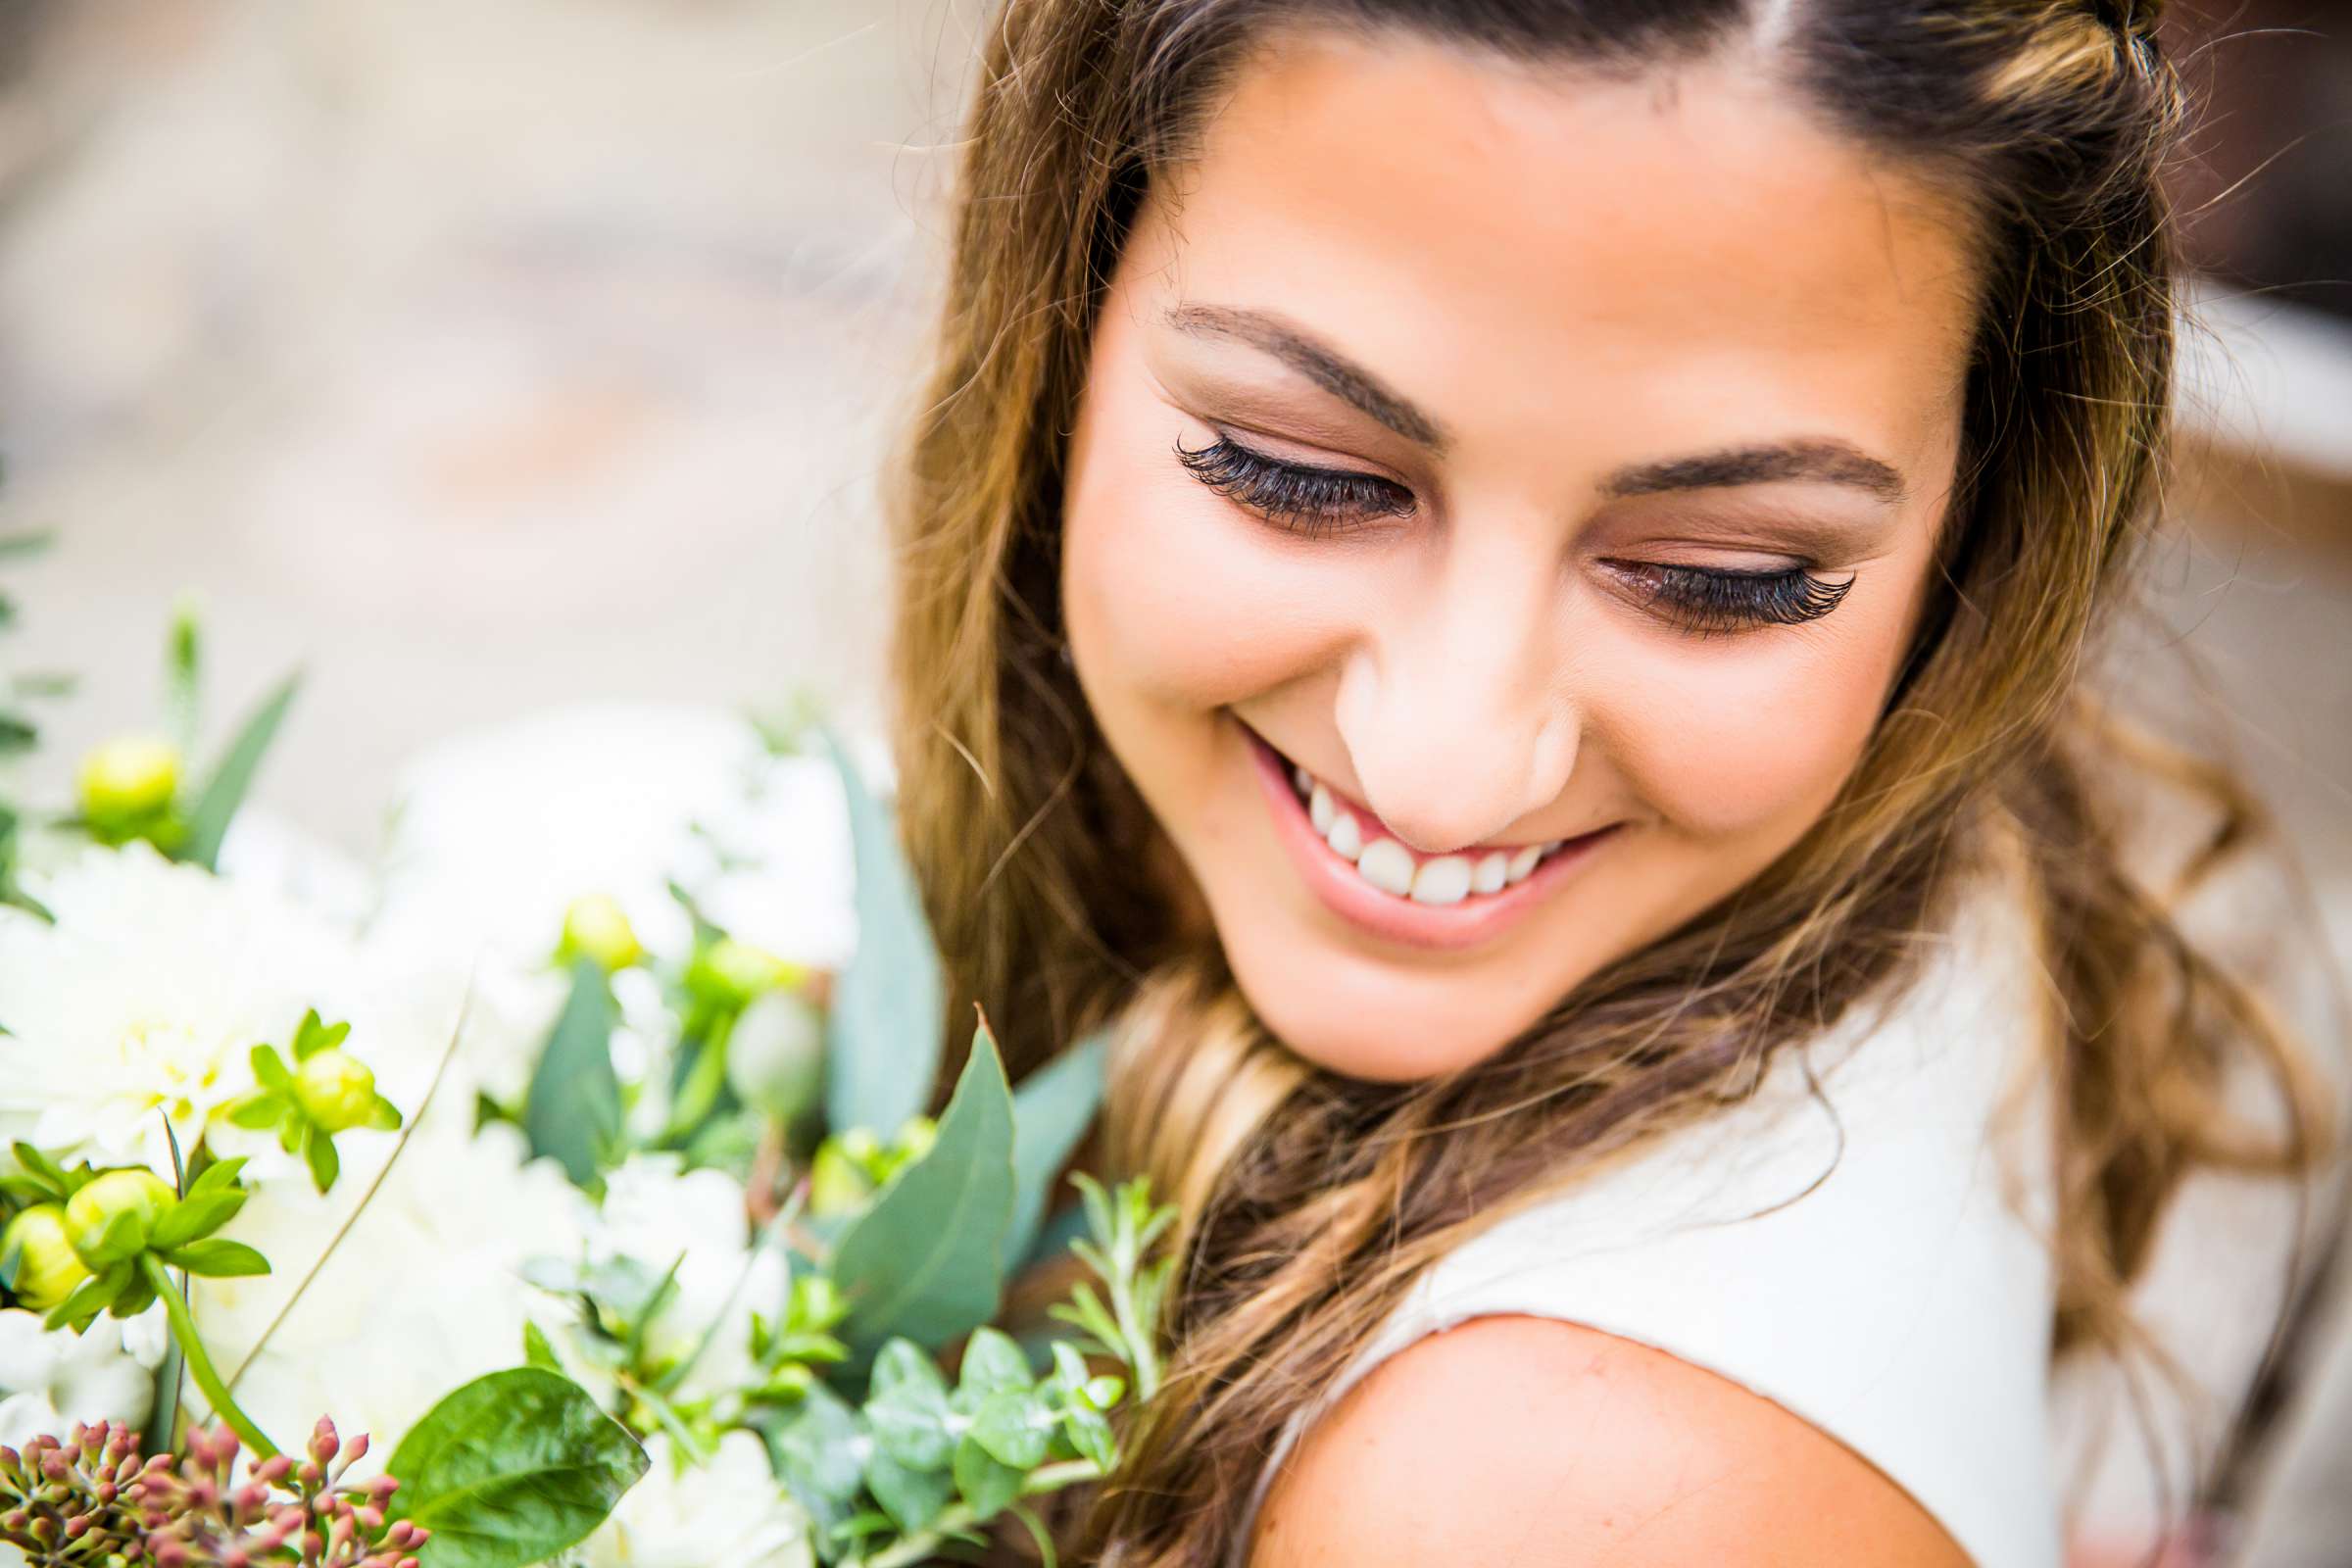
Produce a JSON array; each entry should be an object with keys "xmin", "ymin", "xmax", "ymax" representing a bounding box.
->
[
  {"xmin": 1587, "ymin": 615, "xmax": 1905, "ymax": 844},
  {"xmin": 1062, "ymin": 413, "xmax": 1348, "ymax": 718}
]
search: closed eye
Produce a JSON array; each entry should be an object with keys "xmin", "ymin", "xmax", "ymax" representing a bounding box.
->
[{"xmin": 1173, "ymin": 434, "xmax": 1415, "ymax": 538}]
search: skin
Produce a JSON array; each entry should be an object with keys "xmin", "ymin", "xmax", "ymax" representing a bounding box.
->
[
  {"xmin": 1058, "ymin": 30, "xmax": 1979, "ymax": 1083},
  {"xmin": 1254, "ymin": 1316, "xmax": 1968, "ymax": 1566},
  {"xmin": 1056, "ymin": 27, "xmax": 1983, "ymax": 1561}
]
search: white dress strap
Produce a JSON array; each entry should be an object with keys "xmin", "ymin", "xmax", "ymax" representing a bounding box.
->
[{"xmin": 1240, "ymin": 884, "xmax": 2062, "ymax": 1568}]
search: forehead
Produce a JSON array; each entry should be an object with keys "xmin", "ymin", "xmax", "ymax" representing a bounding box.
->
[{"xmin": 1131, "ymin": 27, "xmax": 1981, "ymax": 474}]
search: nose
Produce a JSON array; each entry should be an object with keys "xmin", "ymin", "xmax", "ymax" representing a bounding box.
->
[{"xmin": 1331, "ymin": 548, "xmax": 1578, "ymax": 854}]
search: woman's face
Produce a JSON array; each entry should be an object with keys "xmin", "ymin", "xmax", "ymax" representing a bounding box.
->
[{"xmin": 1060, "ymin": 28, "xmax": 1979, "ymax": 1081}]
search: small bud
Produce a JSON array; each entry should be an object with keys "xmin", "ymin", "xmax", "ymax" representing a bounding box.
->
[
  {"xmin": 723, "ymin": 990, "xmax": 825, "ymax": 1123},
  {"xmin": 1, "ymin": 1201, "xmax": 93, "ymax": 1309},
  {"xmin": 558, "ymin": 895, "xmax": 643, "ymax": 974},
  {"xmin": 888, "ymin": 1115, "xmax": 938, "ymax": 1169},
  {"xmin": 805, "ymin": 1139, "xmax": 872, "ymax": 1218},
  {"xmin": 292, "ymin": 1050, "xmax": 379, "ymax": 1135},
  {"xmin": 62, "ymin": 1169, "xmax": 176, "ymax": 1267},
  {"xmin": 309, "ymin": 1417, "xmax": 340, "ymax": 1469},
  {"xmin": 75, "ymin": 734, "xmax": 180, "ymax": 834},
  {"xmin": 1082, "ymin": 1374, "xmax": 1127, "ymax": 1411},
  {"xmin": 789, "ymin": 1273, "xmax": 848, "ymax": 1332}
]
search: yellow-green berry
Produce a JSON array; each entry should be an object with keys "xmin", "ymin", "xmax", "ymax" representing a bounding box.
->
[
  {"xmin": 1, "ymin": 1203, "xmax": 92, "ymax": 1310},
  {"xmin": 684, "ymin": 938, "xmax": 800, "ymax": 1012},
  {"xmin": 559, "ymin": 894, "xmax": 644, "ymax": 973},
  {"xmin": 293, "ymin": 1048, "xmax": 380, "ymax": 1134},
  {"xmin": 75, "ymin": 735, "xmax": 180, "ymax": 831},
  {"xmin": 63, "ymin": 1169, "xmax": 176, "ymax": 1266}
]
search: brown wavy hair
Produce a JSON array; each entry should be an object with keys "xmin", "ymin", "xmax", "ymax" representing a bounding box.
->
[{"xmin": 883, "ymin": 1, "xmax": 2328, "ymax": 1560}]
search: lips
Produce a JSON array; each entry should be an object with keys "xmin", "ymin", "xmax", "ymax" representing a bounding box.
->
[{"xmin": 1238, "ymin": 720, "xmax": 1616, "ymax": 953}]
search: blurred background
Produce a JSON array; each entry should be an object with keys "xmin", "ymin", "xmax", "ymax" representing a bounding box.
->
[{"xmin": 0, "ymin": 0, "xmax": 2344, "ymax": 1561}]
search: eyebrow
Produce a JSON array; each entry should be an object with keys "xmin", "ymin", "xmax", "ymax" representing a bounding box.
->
[{"xmin": 1160, "ymin": 300, "xmax": 1909, "ymax": 504}]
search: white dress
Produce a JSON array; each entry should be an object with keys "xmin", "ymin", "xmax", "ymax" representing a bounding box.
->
[{"xmin": 1239, "ymin": 870, "xmax": 2065, "ymax": 1568}]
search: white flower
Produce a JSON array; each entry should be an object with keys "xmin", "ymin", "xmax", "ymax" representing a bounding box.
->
[
  {"xmin": 579, "ymin": 1431, "xmax": 811, "ymax": 1568},
  {"xmin": 0, "ymin": 1307, "xmax": 167, "ymax": 1447},
  {"xmin": 0, "ymin": 842, "xmax": 369, "ymax": 1176},
  {"xmin": 576, "ymin": 1154, "xmax": 783, "ymax": 1402},
  {"xmin": 184, "ymin": 1108, "xmax": 585, "ymax": 1472}
]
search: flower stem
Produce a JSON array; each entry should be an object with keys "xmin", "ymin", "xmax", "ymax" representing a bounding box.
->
[
  {"xmin": 849, "ymin": 1459, "xmax": 1100, "ymax": 1568},
  {"xmin": 139, "ymin": 1252, "xmax": 279, "ymax": 1460}
]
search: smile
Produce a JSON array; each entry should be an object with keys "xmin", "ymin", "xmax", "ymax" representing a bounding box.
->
[{"xmin": 1240, "ymin": 720, "xmax": 1617, "ymax": 952}]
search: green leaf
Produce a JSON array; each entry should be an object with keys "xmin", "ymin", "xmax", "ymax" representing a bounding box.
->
[
  {"xmin": 161, "ymin": 1239, "xmax": 270, "ymax": 1278},
  {"xmin": 863, "ymin": 1339, "xmax": 954, "ymax": 1471},
  {"xmin": 953, "ymin": 1434, "xmax": 1025, "ymax": 1522},
  {"xmin": 250, "ymin": 1045, "xmax": 294, "ymax": 1095},
  {"xmin": 969, "ymin": 1389, "xmax": 1052, "ymax": 1470},
  {"xmin": 149, "ymin": 1188, "xmax": 245, "ymax": 1250},
  {"xmin": 864, "ymin": 1449, "xmax": 954, "ymax": 1535},
  {"xmin": 821, "ymin": 728, "xmax": 945, "ymax": 1139},
  {"xmin": 11, "ymin": 1142, "xmax": 68, "ymax": 1198},
  {"xmin": 1061, "ymin": 1402, "xmax": 1115, "ymax": 1471},
  {"xmin": 521, "ymin": 960, "xmax": 621, "ymax": 1188},
  {"xmin": 222, "ymin": 1091, "xmax": 285, "ymax": 1131},
  {"xmin": 831, "ymin": 1024, "xmax": 1016, "ymax": 1361},
  {"xmin": 0, "ymin": 532, "xmax": 53, "ymax": 561},
  {"xmin": 291, "ymin": 1008, "xmax": 350, "ymax": 1061},
  {"xmin": 45, "ymin": 1261, "xmax": 129, "ymax": 1332},
  {"xmin": 765, "ymin": 1383, "xmax": 864, "ymax": 1550},
  {"xmin": 521, "ymin": 1320, "xmax": 563, "ymax": 1374},
  {"xmin": 302, "ymin": 1123, "xmax": 341, "ymax": 1194},
  {"xmin": 183, "ymin": 670, "xmax": 301, "ymax": 871},
  {"xmin": 956, "ymin": 1327, "xmax": 1034, "ymax": 1402},
  {"xmin": 0, "ymin": 713, "xmax": 33, "ymax": 758},
  {"xmin": 166, "ymin": 605, "xmax": 200, "ymax": 760},
  {"xmin": 1006, "ymin": 1031, "xmax": 1106, "ymax": 1271},
  {"xmin": 388, "ymin": 1368, "xmax": 648, "ymax": 1568},
  {"xmin": 185, "ymin": 1155, "xmax": 249, "ymax": 1198}
]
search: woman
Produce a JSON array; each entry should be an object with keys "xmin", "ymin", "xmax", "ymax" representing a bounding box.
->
[{"xmin": 887, "ymin": 2, "xmax": 2323, "ymax": 1563}]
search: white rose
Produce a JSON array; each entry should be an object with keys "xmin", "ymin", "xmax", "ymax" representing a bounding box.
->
[{"xmin": 580, "ymin": 1431, "xmax": 811, "ymax": 1568}]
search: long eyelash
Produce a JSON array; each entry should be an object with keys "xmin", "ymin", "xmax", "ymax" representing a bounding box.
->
[
  {"xmin": 1173, "ymin": 435, "xmax": 1414, "ymax": 537},
  {"xmin": 1636, "ymin": 564, "xmax": 1854, "ymax": 634}
]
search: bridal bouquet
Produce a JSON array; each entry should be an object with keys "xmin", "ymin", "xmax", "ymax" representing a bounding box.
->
[{"xmin": 0, "ymin": 539, "xmax": 1171, "ymax": 1567}]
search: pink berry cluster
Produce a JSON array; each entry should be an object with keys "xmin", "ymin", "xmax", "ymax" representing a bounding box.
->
[{"xmin": 0, "ymin": 1417, "xmax": 429, "ymax": 1567}]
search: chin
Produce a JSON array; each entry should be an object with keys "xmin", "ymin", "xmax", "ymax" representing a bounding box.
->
[{"xmin": 1216, "ymin": 915, "xmax": 1544, "ymax": 1083}]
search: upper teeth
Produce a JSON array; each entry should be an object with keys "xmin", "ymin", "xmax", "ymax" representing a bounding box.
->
[{"xmin": 1295, "ymin": 770, "xmax": 1560, "ymax": 906}]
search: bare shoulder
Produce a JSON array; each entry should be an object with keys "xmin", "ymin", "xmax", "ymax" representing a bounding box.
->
[{"xmin": 1250, "ymin": 1314, "xmax": 1971, "ymax": 1568}]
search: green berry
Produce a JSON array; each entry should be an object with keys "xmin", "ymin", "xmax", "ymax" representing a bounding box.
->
[
  {"xmin": 1, "ymin": 1203, "xmax": 92, "ymax": 1310},
  {"xmin": 63, "ymin": 1170, "xmax": 175, "ymax": 1266},
  {"xmin": 292, "ymin": 1048, "xmax": 380, "ymax": 1134},
  {"xmin": 724, "ymin": 991, "xmax": 825, "ymax": 1122}
]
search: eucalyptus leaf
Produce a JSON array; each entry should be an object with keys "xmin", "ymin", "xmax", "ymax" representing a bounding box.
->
[
  {"xmin": 831, "ymin": 1025, "xmax": 1016, "ymax": 1362},
  {"xmin": 387, "ymin": 1367, "xmax": 647, "ymax": 1568},
  {"xmin": 522, "ymin": 959, "xmax": 621, "ymax": 1188},
  {"xmin": 821, "ymin": 728, "xmax": 944, "ymax": 1138},
  {"xmin": 1006, "ymin": 1030, "xmax": 1106, "ymax": 1270},
  {"xmin": 183, "ymin": 671, "xmax": 300, "ymax": 871}
]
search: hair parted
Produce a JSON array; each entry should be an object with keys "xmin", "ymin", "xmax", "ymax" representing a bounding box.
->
[{"xmin": 881, "ymin": 1, "xmax": 2326, "ymax": 1560}]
